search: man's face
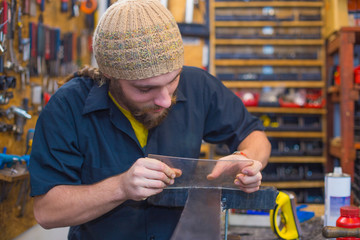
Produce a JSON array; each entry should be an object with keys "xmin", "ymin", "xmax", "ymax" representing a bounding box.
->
[{"xmin": 109, "ymin": 69, "xmax": 181, "ymax": 129}]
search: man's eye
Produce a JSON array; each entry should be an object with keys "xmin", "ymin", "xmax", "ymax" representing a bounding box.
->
[{"xmin": 138, "ymin": 88, "xmax": 151, "ymax": 93}]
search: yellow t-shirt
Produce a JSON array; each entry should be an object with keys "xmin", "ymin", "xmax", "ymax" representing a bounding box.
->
[{"xmin": 108, "ymin": 92, "xmax": 148, "ymax": 148}]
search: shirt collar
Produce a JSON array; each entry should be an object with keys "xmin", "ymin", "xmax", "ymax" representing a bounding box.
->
[{"xmin": 82, "ymin": 82, "xmax": 110, "ymax": 115}]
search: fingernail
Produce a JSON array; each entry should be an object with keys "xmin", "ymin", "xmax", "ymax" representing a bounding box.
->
[
  {"xmin": 169, "ymin": 179, "xmax": 174, "ymax": 185},
  {"xmin": 234, "ymin": 179, "xmax": 240, "ymax": 185},
  {"xmin": 242, "ymin": 170, "xmax": 248, "ymax": 175},
  {"xmin": 171, "ymin": 173, "xmax": 175, "ymax": 178}
]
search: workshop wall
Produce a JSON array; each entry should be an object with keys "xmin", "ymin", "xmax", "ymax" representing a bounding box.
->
[
  {"xmin": 0, "ymin": 1, "xmax": 92, "ymax": 239},
  {"xmin": 0, "ymin": 1, "xmax": 208, "ymax": 239}
]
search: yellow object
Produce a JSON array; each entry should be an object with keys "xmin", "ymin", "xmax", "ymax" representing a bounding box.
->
[
  {"xmin": 270, "ymin": 191, "xmax": 301, "ymax": 240},
  {"xmin": 108, "ymin": 92, "xmax": 148, "ymax": 148},
  {"xmin": 324, "ymin": 0, "xmax": 349, "ymax": 38}
]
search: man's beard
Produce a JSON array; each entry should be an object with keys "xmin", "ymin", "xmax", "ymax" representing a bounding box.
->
[
  {"xmin": 131, "ymin": 96, "xmax": 177, "ymax": 129},
  {"xmin": 114, "ymin": 84, "xmax": 177, "ymax": 129}
]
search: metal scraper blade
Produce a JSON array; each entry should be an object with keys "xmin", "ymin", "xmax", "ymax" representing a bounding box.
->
[{"xmin": 170, "ymin": 188, "xmax": 222, "ymax": 240}]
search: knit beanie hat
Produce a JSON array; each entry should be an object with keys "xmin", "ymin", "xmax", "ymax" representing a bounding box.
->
[{"xmin": 93, "ymin": 0, "xmax": 184, "ymax": 80}]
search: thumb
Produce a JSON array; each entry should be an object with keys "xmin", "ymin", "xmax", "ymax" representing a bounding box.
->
[
  {"xmin": 207, "ymin": 162, "xmax": 226, "ymax": 180},
  {"xmin": 207, "ymin": 160, "xmax": 254, "ymax": 180}
]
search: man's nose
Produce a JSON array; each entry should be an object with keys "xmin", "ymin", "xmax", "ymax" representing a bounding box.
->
[{"xmin": 154, "ymin": 87, "xmax": 172, "ymax": 108}]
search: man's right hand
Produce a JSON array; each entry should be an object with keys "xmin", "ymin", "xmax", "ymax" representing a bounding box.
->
[{"xmin": 118, "ymin": 157, "xmax": 182, "ymax": 201}]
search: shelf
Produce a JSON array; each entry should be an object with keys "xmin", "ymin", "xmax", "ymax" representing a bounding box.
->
[
  {"xmin": 215, "ymin": 39, "xmax": 324, "ymax": 46},
  {"xmin": 247, "ymin": 107, "xmax": 326, "ymax": 114},
  {"xmin": 327, "ymin": 27, "xmax": 360, "ymax": 55},
  {"xmin": 214, "ymin": 1, "xmax": 323, "ymax": 8},
  {"xmin": 262, "ymin": 180, "xmax": 324, "ymax": 188},
  {"xmin": 269, "ymin": 156, "xmax": 326, "ymax": 163},
  {"xmin": 223, "ymin": 81, "xmax": 324, "ymax": 88},
  {"xmin": 329, "ymin": 138, "xmax": 356, "ymax": 161},
  {"xmin": 327, "ymin": 85, "xmax": 359, "ymax": 102},
  {"xmin": 266, "ymin": 131, "xmax": 324, "ymax": 138},
  {"xmin": 215, "ymin": 59, "xmax": 323, "ymax": 66},
  {"xmin": 215, "ymin": 21, "xmax": 323, "ymax": 27}
]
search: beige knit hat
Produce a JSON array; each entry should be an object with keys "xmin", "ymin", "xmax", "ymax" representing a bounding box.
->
[{"xmin": 93, "ymin": 0, "xmax": 184, "ymax": 80}]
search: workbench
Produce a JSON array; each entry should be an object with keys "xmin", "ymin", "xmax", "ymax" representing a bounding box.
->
[{"xmin": 227, "ymin": 204, "xmax": 325, "ymax": 240}]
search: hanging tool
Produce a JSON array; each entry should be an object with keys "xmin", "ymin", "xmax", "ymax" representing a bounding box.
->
[
  {"xmin": 0, "ymin": 153, "xmax": 30, "ymax": 169},
  {"xmin": 17, "ymin": 6, "xmax": 23, "ymax": 53},
  {"xmin": 15, "ymin": 98, "xmax": 31, "ymax": 141},
  {"xmin": 23, "ymin": 0, "xmax": 30, "ymax": 15},
  {"xmin": 61, "ymin": 0, "xmax": 69, "ymax": 12},
  {"xmin": 0, "ymin": 0, "xmax": 9, "ymax": 73},
  {"xmin": 0, "ymin": 75, "xmax": 16, "ymax": 104},
  {"xmin": 70, "ymin": 0, "xmax": 79, "ymax": 18},
  {"xmin": 270, "ymin": 191, "xmax": 302, "ymax": 240},
  {"xmin": 185, "ymin": 0, "xmax": 194, "ymax": 24},
  {"xmin": 37, "ymin": 0, "xmax": 44, "ymax": 12},
  {"xmin": 80, "ymin": 0, "xmax": 97, "ymax": 15}
]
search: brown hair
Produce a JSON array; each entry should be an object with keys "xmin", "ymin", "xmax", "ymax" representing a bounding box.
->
[{"xmin": 58, "ymin": 65, "xmax": 108, "ymax": 87}]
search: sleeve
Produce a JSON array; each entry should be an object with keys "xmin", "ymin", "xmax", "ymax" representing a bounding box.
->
[
  {"xmin": 29, "ymin": 94, "xmax": 83, "ymax": 197},
  {"xmin": 202, "ymin": 72, "xmax": 265, "ymax": 152}
]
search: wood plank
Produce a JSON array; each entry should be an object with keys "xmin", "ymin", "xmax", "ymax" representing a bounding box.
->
[
  {"xmin": 269, "ymin": 156, "xmax": 326, "ymax": 163},
  {"xmin": 247, "ymin": 107, "xmax": 327, "ymax": 114},
  {"xmin": 215, "ymin": 59, "xmax": 323, "ymax": 66},
  {"xmin": 214, "ymin": 1, "xmax": 323, "ymax": 7},
  {"xmin": 262, "ymin": 181, "xmax": 324, "ymax": 188},
  {"xmin": 327, "ymin": 35, "xmax": 341, "ymax": 55},
  {"xmin": 266, "ymin": 131, "xmax": 324, "ymax": 138},
  {"xmin": 215, "ymin": 21, "xmax": 323, "ymax": 27},
  {"xmin": 215, "ymin": 39, "xmax": 324, "ymax": 46},
  {"xmin": 0, "ymin": 172, "xmax": 29, "ymax": 182},
  {"xmin": 223, "ymin": 81, "xmax": 325, "ymax": 88}
]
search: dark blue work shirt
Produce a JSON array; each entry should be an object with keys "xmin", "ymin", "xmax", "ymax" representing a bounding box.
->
[{"xmin": 29, "ymin": 66, "xmax": 264, "ymax": 240}]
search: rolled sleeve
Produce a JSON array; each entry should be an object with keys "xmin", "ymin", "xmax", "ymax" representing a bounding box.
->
[{"xmin": 202, "ymin": 73, "xmax": 264, "ymax": 152}]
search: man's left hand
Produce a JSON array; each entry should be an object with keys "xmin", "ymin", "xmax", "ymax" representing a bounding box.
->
[{"xmin": 206, "ymin": 154, "xmax": 262, "ymax": 193}]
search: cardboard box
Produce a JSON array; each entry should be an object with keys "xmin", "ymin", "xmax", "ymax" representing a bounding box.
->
[{"xmin": 324, "ymin": 0, "xmax": 350, "ymax": 38}]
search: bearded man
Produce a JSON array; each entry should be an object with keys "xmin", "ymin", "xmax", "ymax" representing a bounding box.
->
[{"xmin": 29, "ymin": 0, "xmax": 271, "ymax": 239}]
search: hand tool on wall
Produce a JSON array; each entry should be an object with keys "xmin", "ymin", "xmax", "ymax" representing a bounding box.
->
[
  {"xmin": 13, "ymin": 98, "xmax": 31, "ymax": 141},
  {"xmin": 0, "ymin": 153, "xmax": 30, "ymax": 169},
  {"xmin": 0, "ymin": 75, "xmax": 16, "ymax": 105},
  {"xmin": 37, "ymin": 0, "xmax": 44, "ymax": 12},
  {"xmin": 23, "ymin": 0, "xmax": 30, "ymax": 15},
  {"xmin": 61, "ymin": 0, "xmax": 69, "ymax": 12},
  {"xmin": 0, "ymin": 0, "xmax": 9, "ymax": 73},
  {"xmin": 70, "ymin": 0, "xmax": 79, "ymax": 18},
  {"xmin": 80, "ymin": 0, "xmax": 97, "ymax": 14},
  {"xmin": 17, "ymin": 6, "xmax": 23, "ymax": 53},
  {"xmin": 185, "ymin": 0, "xmax": 194, "ymax": 24}
]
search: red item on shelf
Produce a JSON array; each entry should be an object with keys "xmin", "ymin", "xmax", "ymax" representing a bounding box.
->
[
  {"xmin": 43, "ymin": 92, "xmax": 52, "ymax": 106},
  {"xmin": 304, "ymin": 89, "xmax": 324, "ymax": 108},
  {"xmin": 336, "ymin": 206, "xmax": 360, "ymax": 240},
  {"xmin": 278, "ymin": 98, "xmax": 301, "ymax": 108},
  {"xmin": 354, "ymin": 66, "xmax": 360, "ymax": 84},
  {"xmin": 335, "ymin": 66, "xmax": 341, "ymax": 85},
  {"xmin": 235, "ymin": 91, "xmax": 259, "ymax": 107}
]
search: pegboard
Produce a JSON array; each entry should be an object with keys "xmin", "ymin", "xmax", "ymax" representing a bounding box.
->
[
  {"xmin": 0, "ymin": 1, "xmax": 208, "ymax": 239},
  {"xmin": 0, "ymin": 1, "xmax": 92, "ymax": 239}
]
